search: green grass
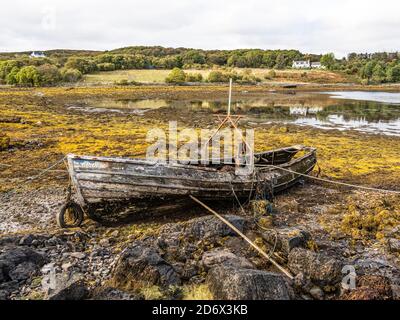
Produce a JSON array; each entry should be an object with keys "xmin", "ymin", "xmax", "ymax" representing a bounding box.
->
[
  {"xmin": 82, "ymin": 68, "xmax": 350, "ymax": 85},
  {"xmin": 82, "ymin": 69, "xmax": 211, "ymax": 84}
]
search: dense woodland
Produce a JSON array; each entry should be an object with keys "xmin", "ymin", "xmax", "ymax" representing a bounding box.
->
[{"xmin": 0, "ymin": 46, "xmax": 400, "ymax": 86}]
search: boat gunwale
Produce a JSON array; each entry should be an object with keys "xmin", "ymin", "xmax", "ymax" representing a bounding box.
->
[{"xmin": 67, "ymin": 145, "xmax": 316, "ymax": 174}]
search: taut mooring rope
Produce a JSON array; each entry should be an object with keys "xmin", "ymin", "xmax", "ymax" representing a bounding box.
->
[{"xmin": 189, "ymin": 195, "xmax": 294, "ymax": 279}]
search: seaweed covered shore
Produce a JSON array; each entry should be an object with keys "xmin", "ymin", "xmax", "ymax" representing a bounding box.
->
[{"xmin": 0, "ymin": 85, "xmax": 399, "ymax": 300}]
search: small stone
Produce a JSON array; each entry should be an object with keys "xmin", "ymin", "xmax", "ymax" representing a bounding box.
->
[
  {"xmin": 99, "ymin": 239, "xmax": 110, "ymax": 247},
  {"xmin": 110, "ymin": 230, "xmax": 119, "ymax": 238},
  {"xmin": 387, "ymin": 238, "xmax": 400, "ymax": 253},
  {"xmin": 70, "ymin": 252, "xmax": 86, "ymax": 260},
  {"xmin": 31, "ymin": 240, "xmax": 39, "ymax": 246},
  {"xmin": 309, "ymin": 286, "xmax": 324, "ymax": 300},
  {"xmin": 62, "ymin": 262, "xmax": 73, "ymax": 271},
  {"xmin": 19, "ymin": 235, "xmax": 35, "ymax": 246}
]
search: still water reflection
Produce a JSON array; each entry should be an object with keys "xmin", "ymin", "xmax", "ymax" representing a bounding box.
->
[{"xmin": 87, "ymin": 91, "xmax": 400, "ymax": 136}]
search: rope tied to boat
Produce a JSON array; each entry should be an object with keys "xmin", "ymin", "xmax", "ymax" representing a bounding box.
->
[
  {"xmin": 189, "ymin": 194, "xmax": 294, "ymax": 279},
  {"xmin": 256, "ymin": 163, "xmax": 400, "ymax": 195}
]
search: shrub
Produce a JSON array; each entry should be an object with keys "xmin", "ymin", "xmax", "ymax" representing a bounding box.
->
[
  {"xmin": 185, "ymin": 72, "xmax": 203, "ymax": 82},
  {"xmin": 114, "ymin": 79, "xmax": 140, "ymax": 86},
  {"xmin": 264, "ymin": 69, "xmax": 276, "ymax": 79},
  {"xmin": 239, "ymin": 69, "xmax": 261, "ymax": 84},
  {"xmin": 65, "ymin": 57, "xmax": 97, "ymax": 74},
  {"xmin": 0, "ymin": 60, "xmax": 22, "ymax": 80},
  {"xmin": 5, "ymin": 67, "xmax": 20, "ymax": 85},
  {"xmin": 97, "ymin": 62, "xmax": 116, "ymax": 71},
  {"xmin": 15, "ymin": 66, "xmax": 40, "ymax": 86},
  {"xmin": 37, "ymin": 64, "xmax": 61, "ymax": 85},
  {"xmin": 165, "ymin": 67, "xmax": 186, "ymax": 84},
  {"xmin": 207, "ymin": 70, "xmax": 230, "ymax": 82},
  {"xmin": 386, "ymin": 65, "xmax": 400, "ymax": 82},
  {"xmin": 61, "ymin": 68, "xmax": 82, "ymax": 82}
]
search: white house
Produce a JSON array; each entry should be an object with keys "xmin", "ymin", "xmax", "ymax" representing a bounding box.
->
[
  {"xmin": 311, "ymin": 62, "xmax": 324, "ymax": 69},
  {"xmin": 292, "ymin": 60, "xmax": 324, "ymax": 69},
  {"xmin": 30, "ymin": 51, "xmax": 46, "ymax": 58},
  {"xmin": 292, "ymin": 60, "xmax": 310, "ymax": 69}
]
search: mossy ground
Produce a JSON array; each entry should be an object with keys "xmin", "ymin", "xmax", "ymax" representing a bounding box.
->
[{"xmin": 1, "ymin": 85, "xmax": 400, "ymax": 298}]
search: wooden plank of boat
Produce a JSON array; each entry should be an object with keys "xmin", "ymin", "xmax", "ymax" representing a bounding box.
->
[{"xmin": 67, "ymin": 145, "xmax": 316, "ymax": 210}]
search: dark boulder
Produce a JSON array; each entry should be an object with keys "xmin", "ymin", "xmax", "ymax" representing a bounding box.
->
[
  {"xmin": 0, "ymin": 280, "xmax": 19, "ymax": 300},
  {"xmin": 0, "ymin": 246, "xmax": 47, "ymax": 283},
  {"xmin": 207, "ymin": 266, "xmax": 292, "ymax": 300},
  {"xmin": 9, "ymin": 262, "xmax": 38, "ymax": 282},
  {"xmin": 288, "ymin": 248, "xmax": 342, "ymax": 286},
  {"xmin": 156, "ymin": 215, "xmax": 248, "ymax": 263},
  {"xmin": 112, "ymin": 241, "xmax": 181, "ymax": 288},
  {"xmin": 47, "ymin": 273, "xmax": 88, "ymax": 300}
]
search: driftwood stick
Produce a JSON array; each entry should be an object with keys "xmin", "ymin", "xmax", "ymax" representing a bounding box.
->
[{"xmin": 189, "ymin": 195, "xmax": 294, "ymax": 280}]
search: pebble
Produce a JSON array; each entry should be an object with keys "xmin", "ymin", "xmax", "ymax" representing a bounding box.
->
[
  {"xmin": 70, "ymin": 252, "xmax": 86, "ymax": 260},
  {"xmin": 309, "ymin": 286, "xmax": 324, "ymax": 300},
  {"xmin": 62, "ymin": 262, "xmax": 73, "ymax": 271}
]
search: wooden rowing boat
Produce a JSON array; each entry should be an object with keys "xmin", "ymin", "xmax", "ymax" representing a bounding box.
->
[{"xmin": 61, "ymin": 145, "xmax": 316, "ymax": 225}]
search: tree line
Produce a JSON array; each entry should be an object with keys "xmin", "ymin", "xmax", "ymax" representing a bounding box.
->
[{"xmin": 1, "ymin": 46, "xmax": 400, "ymax": 86}]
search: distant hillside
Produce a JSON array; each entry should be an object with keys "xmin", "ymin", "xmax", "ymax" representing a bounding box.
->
[{"xmin": 1, "ymin": 46, "xmax": 400, "ymax": 86}]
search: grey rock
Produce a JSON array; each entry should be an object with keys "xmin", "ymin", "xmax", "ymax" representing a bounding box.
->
[
  {"xmin": 184, "ymin": 215, "xmax": 246, "ymax": 240},
  {"xmin": 158, "ymin": 215, "xmax": 247, "ymax": 245},
  {"xmin": 261, "ymin": 227, "xmax": 311, "ymax": 258},
  {"xmin": 0, "ymin": 290, "xmax": 9, "ymax": 300},
  {"xmin": 91, "ymin": 287, "xmax": 141, "ymax": 300},
  {"xmin": 0, "ymin": 280, "xmax": 19, "ymax": 300},
  {"xmin": 70, "ymin": 252, "xmax": 86, "ymax": 259},
  {"xmin": 112, "ymin": 240, "xmax": 181, "ymax": 287},
  {"xmin": 207, "ymin": 266, "xmax": 291, "ymax": 300},
  {"xmin": 99, "ymin": 239, "xmax": 110, "ymax": 247},
  {"xmin": 387, "ymin": 238, "xmax": 400, "ymax": 253},
  {"xmin": 8, "ymin": 262, "xmax": 38, "ymax": 281},
  {"xmin": 19, "ymin": 235, "xmax": 35, "ymax": 246},
  {"xmin": 201, "ymin": 248, "xmax": 254, "ymax": 270},
  {"xmin": 309, "ymin": 286, "xmax": 324, "ymax": 300},
  {"xmin": 288, "ymin": 248, "xmax": 342, "ymax": 286},
  {"xmin": 48, "ymin": 274, "xmax": 88, "ymax": 300},
  {"xmin": 0, "ymin": 246, "xmax": 47, "ymax": 283}
]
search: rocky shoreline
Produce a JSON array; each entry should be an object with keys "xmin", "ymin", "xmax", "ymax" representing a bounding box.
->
[{"xmin": 1, "ymin": 186, "xmax": 399, "ymax": 300}]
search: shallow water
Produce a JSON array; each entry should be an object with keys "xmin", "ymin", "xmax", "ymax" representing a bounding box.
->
[
  {"xmin": 323, "ymin": 91, "xmax": 400, "ymax": 104},
  {"xmin": 87, "ymin": 91, "xmax": 400, "ymax": 136}
]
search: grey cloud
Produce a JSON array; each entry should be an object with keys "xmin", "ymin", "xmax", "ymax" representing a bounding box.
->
[{"xmin": 0, "ymin": 0, "xmax": 399, "ymax": 57}]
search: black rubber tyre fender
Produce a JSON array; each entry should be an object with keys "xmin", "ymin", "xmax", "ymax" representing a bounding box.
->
[{"xmin": 57, "ymin": 201, "xmax": 84, "ymax": 228}]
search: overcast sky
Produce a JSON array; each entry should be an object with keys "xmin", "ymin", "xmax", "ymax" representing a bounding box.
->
[{"xmin": 1, "ymin": 0, "xmax": 399, "ymax": 58}]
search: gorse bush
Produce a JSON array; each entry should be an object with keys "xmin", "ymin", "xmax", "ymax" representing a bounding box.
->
[
  {"xmin": 61, "ymin": 68, "xmax": 82, "ymax": 82},
  {"xmin": 185, "ymin": 72, "xmax": 203, "ymax": 82},
  {"xmin": 15, "ymin": 66, "xmax": 41, "ymax": 87},
  {"xmin": 165, "ymin": 67, "xmax": 186, "ymax": 84}
]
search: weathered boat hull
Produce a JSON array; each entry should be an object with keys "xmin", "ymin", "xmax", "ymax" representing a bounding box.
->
[{"xmin": 67, "ymin": 145, "xmax": 316, "ymax": 221}]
